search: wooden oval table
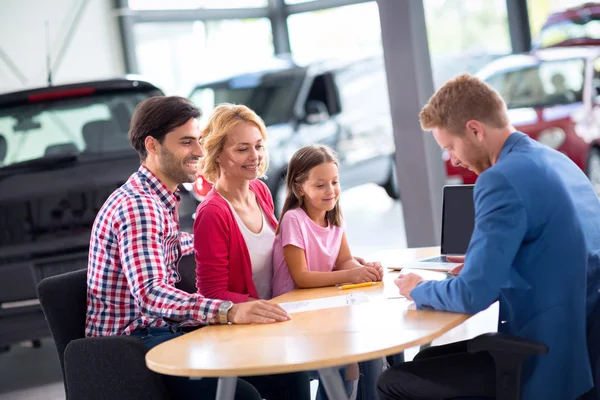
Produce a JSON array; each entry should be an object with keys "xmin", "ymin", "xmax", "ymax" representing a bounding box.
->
[{"xmin": 146, "ymin": 247, "xmax": 473, "ymax": 399}]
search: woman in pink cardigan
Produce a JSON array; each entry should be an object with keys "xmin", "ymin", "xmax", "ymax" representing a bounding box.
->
[
  {"xmin": 194, "ymin": 104, "xmax": 277, "ymax": 302},
  {"xmin": 193, "ymin": 104, "xmax": 310, "ymax": 400}
]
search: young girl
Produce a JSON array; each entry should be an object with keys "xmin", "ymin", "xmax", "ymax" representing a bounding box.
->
[{"xmin": 271, "ymin": 144, "xmax": 384, "ymax": 400}]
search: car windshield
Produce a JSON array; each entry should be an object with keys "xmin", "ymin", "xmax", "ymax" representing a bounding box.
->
[
  {"xmin": 484, "ymin": 58, "xmax": 585, "ymax": 109},
  {"xmin": 536, "ymin": 18, "xmax": 600, "ymax": 48},
  {"xmin": 0, "ymin": 91, "xmax": 153, "ymax": 169},
  {"xmin": 190, "ymin": 68, "xmax": 305, "ymax": 127}
]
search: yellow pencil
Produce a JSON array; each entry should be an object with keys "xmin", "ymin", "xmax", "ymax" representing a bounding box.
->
[{"xmin": 338, "ymin": 282, "xmax": 380, "ymax": 290}]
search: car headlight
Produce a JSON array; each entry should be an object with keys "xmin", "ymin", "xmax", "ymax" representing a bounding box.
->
[{"xmin": 538, "ymin": 127, "xmax": 566, "ymax": 149}]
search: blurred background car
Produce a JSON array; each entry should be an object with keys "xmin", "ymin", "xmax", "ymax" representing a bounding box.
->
[
  {"xmin": 445, "ymin": 46, "xmax": 600, "ymax": 196},
  {"xmin": 0, "ymin": 77, "xmax": 202, "ymax": 350},
  {"xmin": 188, "ymin": 55, "xmax": 399, "ymax": 215},
  {"xmin": 532, "ymin": 2, "xmax": 600, "ymax": 49}
]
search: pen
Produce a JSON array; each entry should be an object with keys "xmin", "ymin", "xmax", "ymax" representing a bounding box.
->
[{"xmin": 338, "ymin": 282, "xmax": 380, "ymax": 290}]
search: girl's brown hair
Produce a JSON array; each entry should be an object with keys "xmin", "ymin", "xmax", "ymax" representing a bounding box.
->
[{"xmin": 276, "ymin": 145, "xmax": 343, "ymax": 233}]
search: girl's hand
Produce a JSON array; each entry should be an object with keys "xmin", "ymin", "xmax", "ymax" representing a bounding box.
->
[
  {"xmin": 353, "ymin": 256, "xmax": 367, "ymax": 265},
  {"xmin": 351, "ymin": 256, "xmax": 384, "ymax": 280},
  {"xmin": 347, "ymin": 266, "xmax": 379, "ymax": 283},
  {"xmin": 364, "ymin": 261, "xmax": 384, "ymax": 281}
]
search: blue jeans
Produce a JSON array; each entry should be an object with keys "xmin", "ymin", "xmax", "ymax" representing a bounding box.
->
[
  {"xmin": 132, "ymin": 327, "xmax": 311, "ymax": 400},
  {"xmin": 356, "ymin": 358, "xmax": 384, "ymax": 400},
  {"xmin": 353, "ymin": 353, "xmax": 406, "ymax": 400}
]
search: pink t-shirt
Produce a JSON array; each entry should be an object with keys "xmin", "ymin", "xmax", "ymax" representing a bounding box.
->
[{"xmin": 271, "ymin": 207, "xmax": 345, "ymax": 297}]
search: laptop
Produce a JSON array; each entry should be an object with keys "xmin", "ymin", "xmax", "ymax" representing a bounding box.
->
[{"xmin": 391, "ymin": 184, "xmax": 475, "ymax": 271}]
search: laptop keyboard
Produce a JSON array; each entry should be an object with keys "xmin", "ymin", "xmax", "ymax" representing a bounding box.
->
[{"xmin": 422, "ymin": 256, "xmax": 448, "ymax": 263}]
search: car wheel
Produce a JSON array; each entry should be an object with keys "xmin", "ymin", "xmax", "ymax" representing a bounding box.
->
[
  {"xmin": 382, "ymin": 159, "xmax": 400, "ymax": 200},
  {"xmin": 587, "ymin": 147, "xmax": 600, "ymax": 197},
  {"xmin": 274, "ymin": 176, "xmax": 288, "ymax": 218}
]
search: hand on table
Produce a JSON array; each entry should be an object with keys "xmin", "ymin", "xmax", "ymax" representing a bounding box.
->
[
  {"xmin": 347, "ymin": 266, "xmax": 380, "ymax": 283},
  {"xmin": 446, "ymin": 255, "xmax": 465, "ymax": 276},
  {"xmin": 394, "ymin": 273, "xmax": 424, "ymax": 300},
  {"xmin": 228, "ymin": 300, "xmax": 291, "ymax": 324},
  {"xmin": 354, "ymin": 256, "xmax": 384, "ymax": 281}
]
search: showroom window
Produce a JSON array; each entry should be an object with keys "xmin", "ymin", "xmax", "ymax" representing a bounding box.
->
[
  {"xmin": 128, "ymin": 0, "xmax": 268, "ymax": 10},
  {"xmin": 134, "ymin": 19, "xmax": 274, "ymax": 95},
  {"xmin": 287, "ymin": 2, "xmax": 382, "ymax": 64},
  {"xmin": 424, "ymin": 0, "xmax": 511, "ymax": 87}
]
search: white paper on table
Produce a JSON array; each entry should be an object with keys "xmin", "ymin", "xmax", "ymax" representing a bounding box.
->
[{"xmin": 279, "ymin": 292, "xmax": 371, "ymax": 314}]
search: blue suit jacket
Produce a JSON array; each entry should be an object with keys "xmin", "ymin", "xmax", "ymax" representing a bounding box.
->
[{"xmin": 411, "ymin": 132, "xmax": 600, "ymax": 400}]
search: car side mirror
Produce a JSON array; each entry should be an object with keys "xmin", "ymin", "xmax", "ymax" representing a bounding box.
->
[{"xmin": 304, "ymin": 100, "xmax": 329, "ymax": 124}]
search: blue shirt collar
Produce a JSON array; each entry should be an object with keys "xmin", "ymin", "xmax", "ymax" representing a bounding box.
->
[{"xmin": 498, "ymin": 131, "xmax": 528, "ymax": 162}]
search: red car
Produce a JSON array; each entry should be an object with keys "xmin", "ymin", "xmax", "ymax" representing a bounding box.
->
[
  {"xmin": 445, "ymin": 46, "xmax": 600, "ymax": 195},
  {"xmin": 183, "ymin": 172, "xmax": 213, "ymax": 203},
  {"xmin": 533, "ymin": 2, "xmax": 600, "ymax": 49}
]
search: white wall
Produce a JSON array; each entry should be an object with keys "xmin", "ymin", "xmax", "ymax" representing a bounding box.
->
[{"xmin": 0, "ymin": 0, "xmax": 125, "ymax": 93}]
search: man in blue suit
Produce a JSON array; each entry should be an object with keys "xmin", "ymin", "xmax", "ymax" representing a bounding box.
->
[{"xmin": 377, "ymin": 73, "xmax": 600, "ymax": 400}]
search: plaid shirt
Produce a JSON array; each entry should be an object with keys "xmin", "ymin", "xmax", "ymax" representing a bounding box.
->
[{"xmin": 85, "ymin": 165, "xmax": 223, "ymax": 337}]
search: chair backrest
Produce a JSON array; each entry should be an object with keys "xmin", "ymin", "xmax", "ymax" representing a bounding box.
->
[
  {"xmin": 174, "ymin": 254, "xmax": 197, "ymax": 294},
  {"xmin": 82, "ymin": 119, "xmax": 130, "ymax": 153},
  {"xmin": 36, "ymin": 269, "xmax": 88, "ymax": 395},
  {"xmin": 44, "ymin": 142, "xmax": 79, "ymax": 157},
  {"xmin": 0, "ymin": 134, "xmax": 6, "ymax": 163},
  {"xmin": 584, "ymin": 300, "xmax": 600, "ymax": 399}
]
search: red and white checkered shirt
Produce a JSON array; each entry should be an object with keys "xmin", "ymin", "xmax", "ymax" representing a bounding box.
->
[{"xmin": 85, "ymin": 165, "xmax": 223, "ymax": 337}]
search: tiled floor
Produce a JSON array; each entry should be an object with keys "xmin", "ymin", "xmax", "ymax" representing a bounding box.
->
[{"xmin": 0, "ymin": 183, "xmax": 497, "ymax": 400}]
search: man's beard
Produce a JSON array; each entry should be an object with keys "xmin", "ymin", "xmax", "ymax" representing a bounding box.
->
[
  {"xmin": 466, "ymin": 144, "xmax": 490, "ymax": 175},
  {"xmin": 159, "ymin": 146, "xmax": 197, "ymax": 185}
]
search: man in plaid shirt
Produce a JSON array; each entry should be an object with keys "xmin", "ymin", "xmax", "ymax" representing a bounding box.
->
[{"xmin": 85, "ymin": 96, "xmax": 303, "ymax": 400}]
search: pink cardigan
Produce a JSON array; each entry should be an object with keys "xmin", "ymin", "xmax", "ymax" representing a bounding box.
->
[{"xmin": 193, "ymin": 179, "xmax": 278, "ymax": 303}]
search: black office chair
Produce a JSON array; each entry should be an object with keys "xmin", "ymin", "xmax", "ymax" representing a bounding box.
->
[
  {"xmin": 582, "ymin": 300, "xmax": 600, "ymax": 400},
  {"xmin": 37, "ymin": 269, "xmax": 170, "ymax": 400},
  {"xmin": 0, "ymin": 134, "xmax": 6, "ymax": 165},
  {"xmin": 451, "ymin": 332, "xmax": 549, "ymax": 400}
]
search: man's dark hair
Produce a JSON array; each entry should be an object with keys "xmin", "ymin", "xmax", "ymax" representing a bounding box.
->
[{"xmin": 129, "ymin": 96, "xmax": 201, "ymax": 161}]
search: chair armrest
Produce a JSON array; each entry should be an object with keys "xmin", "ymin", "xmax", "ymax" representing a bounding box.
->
[
  {"xmin": 467, "ymin": 332, "xmax": 548, "ymax": 356},
  {"xmin": 64, "ymin": 336, "xmax": 169, "ymax": 400}
]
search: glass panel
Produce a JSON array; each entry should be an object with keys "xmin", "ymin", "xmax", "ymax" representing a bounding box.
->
[
  {"xmin": 0, "ymin": 91, "xmax": 152, "ymax": 168},
  {"xmin": 333, "ymin": 58, "xmax": 389, "ymax": 119},
  {"xmin": 134, "ymin": 19, "xmax": 274, "ymax": 95},
  {"xmin": 287, "ymin": 2, "xmax": 382, "ymax": 64},
  {"xmin": 484, "ymin": 58, "xmax": 585, "ymax": 109},
  {"xmin": 424, "ymin": 0, "xmax": 511, "ymax": 87},
  {"xmin": 128, "ymin": 0, "xmax": 267, "ymax": 10}
]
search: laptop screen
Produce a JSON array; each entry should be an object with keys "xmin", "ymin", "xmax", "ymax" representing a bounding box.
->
[{"xmin": 440, "ymin": 185, "xmax": 475, "ymax": 255}]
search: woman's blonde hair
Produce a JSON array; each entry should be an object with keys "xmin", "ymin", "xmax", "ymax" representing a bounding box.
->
[
  {"xmin": 276, "ymin": 145, "xmax": 343, "ymax": 234},
  {"xmin": 419, "ymin": 73, "xmax": 509, "ymax": 135},
  {"xmin": 199, "ymin": 103, "xmax": 269, "ymax": 184}
]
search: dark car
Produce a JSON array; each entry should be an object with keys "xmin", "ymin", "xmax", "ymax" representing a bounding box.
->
[
  {"xmin": 445, "ymin": 46, "xmax": 600, "ymax": 196},
  {"xmin": 0, "ymin": 77, "xmax": 197, "ymax": 349},
  {"xmin": 188, "ymin": 55, "xmax": 399, "ymax": 214}
]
